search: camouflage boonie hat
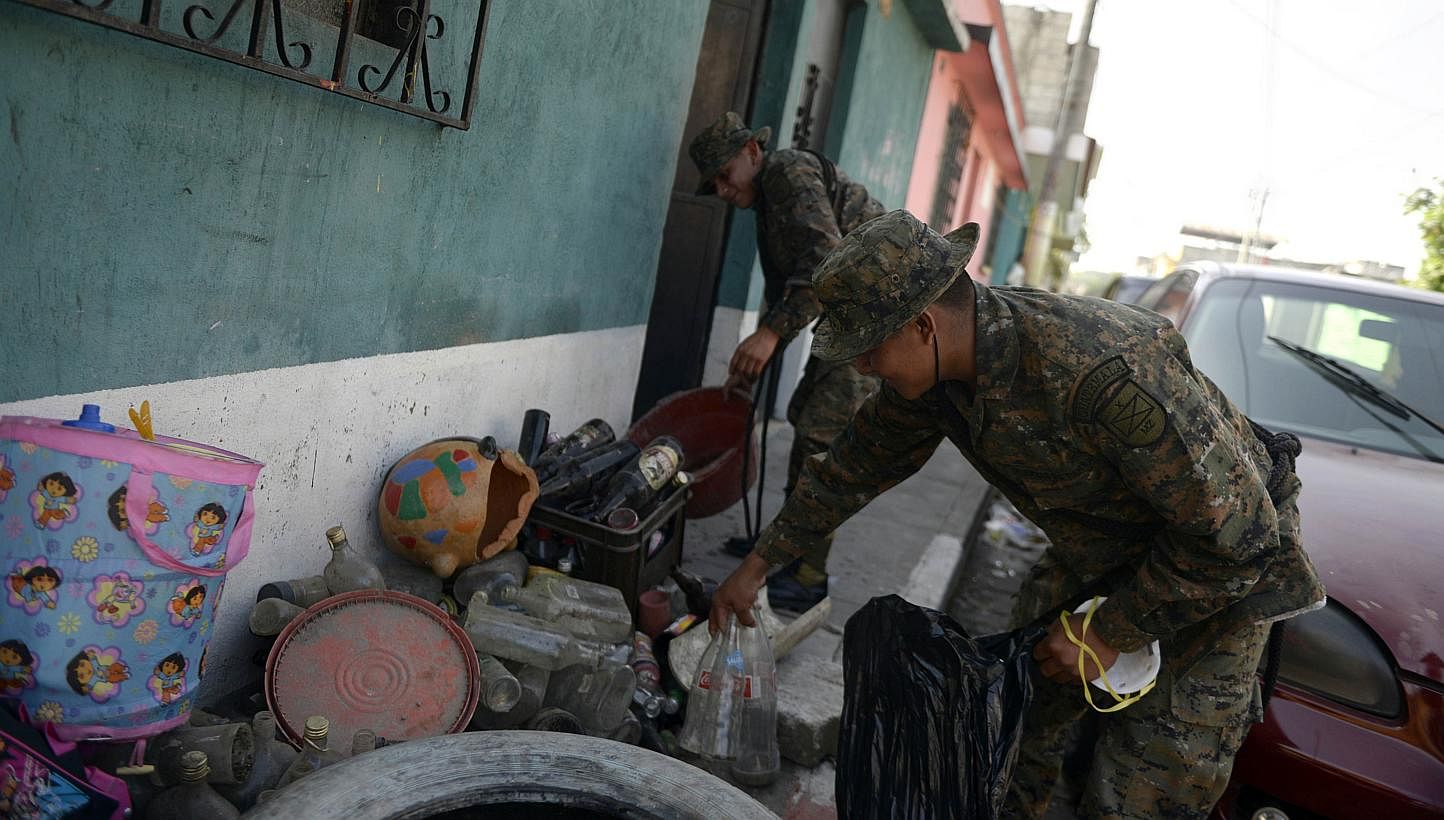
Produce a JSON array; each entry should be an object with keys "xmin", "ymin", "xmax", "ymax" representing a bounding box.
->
[
  {"xmin": 811, "ymin": 210, "xmax": 980, "ymax": 363},
  {"xmin": 689, "ymin": 112, "xmax": 772, "ymax": 196}
]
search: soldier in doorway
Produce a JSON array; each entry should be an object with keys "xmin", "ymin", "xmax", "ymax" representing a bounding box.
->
[{"xmin": 689, "ymin": 111, "xmax": 884, "ymax": 610}]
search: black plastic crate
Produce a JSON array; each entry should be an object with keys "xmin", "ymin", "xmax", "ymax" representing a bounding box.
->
[{"xmin": 527, "ymin": 486, "xmax": 689, "ymax": 623}]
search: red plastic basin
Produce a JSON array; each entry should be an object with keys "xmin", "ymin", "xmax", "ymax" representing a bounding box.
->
[{"xmin": 627, "ymin": 387, "xmax": 758, "ymax": 519}]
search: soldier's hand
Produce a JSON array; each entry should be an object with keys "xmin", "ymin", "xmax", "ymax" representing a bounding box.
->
[
  {"xmin": 1034, "ymin": 613, "xmax": 1120, "ymax": 684},
  {"xmin": 710, "ymin": 553, "xmax": 770, "ymax": 633},
  {"xmin": 730, "ymin": 327, "xmax": 782, "ymax": 382},
  {"xmin": 723, "ymin": 371, "xmax": 756, "ymax": 401}
]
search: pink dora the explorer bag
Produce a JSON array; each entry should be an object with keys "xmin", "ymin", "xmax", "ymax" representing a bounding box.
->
[{"xmin": 0, "ymin": 406, "xmax": 263, "ymax": 741}]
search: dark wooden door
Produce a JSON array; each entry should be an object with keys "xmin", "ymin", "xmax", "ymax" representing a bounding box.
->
[{"xmin": 631, "ymin": 0, "xmax": 768, "ymax": 421}]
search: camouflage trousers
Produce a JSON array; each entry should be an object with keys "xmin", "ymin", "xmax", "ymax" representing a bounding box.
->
[
  {"xmin": 782, "ymin": 354, "xmax": 878, "ymax": 571},
  {"xmin": 1002, "ymin": 618, "xmax": 1268, "ymax": 819}
]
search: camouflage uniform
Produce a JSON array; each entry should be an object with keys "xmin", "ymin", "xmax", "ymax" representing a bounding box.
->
[
  {"xmin": 756, "ymin": 211, "xmax": 1326, "ymax": 818},
  {"xmin": 752, "ymin": 148, "xmax": 884, "ymax": 506},
  {"xmin": 690, "ymin": 113, "xmax": 882, "ymax": 571}
]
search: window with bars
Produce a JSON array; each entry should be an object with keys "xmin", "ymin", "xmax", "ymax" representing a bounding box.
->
[
  {"xmin": 12, "ymin": 0, "xmax": 490, "ymax": 129},
  {"xmin": 929, "ymin": 100, "xmax": 972, "ymax": 229}
]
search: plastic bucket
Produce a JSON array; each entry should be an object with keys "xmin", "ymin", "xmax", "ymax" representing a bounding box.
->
[{"xmin": 0, "ymin": 410, "xmax": 262, "ymax": 740}]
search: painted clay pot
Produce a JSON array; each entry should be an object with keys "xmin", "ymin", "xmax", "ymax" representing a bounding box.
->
[{"xmin": 377, "ymin": 438, "xmax": 540, "ymax": 578}]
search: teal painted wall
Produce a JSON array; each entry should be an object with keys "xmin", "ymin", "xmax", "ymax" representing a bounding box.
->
[
  {"xmin": 990, "ymin": 188, "xmax": 1032, "ymax": 284},
  {"xmin": 828, "ymin": 0, "xmax": 933, "ymax": 210},
  {"xmin": 714, "ymin": 0, "xmax": 933, "ymax": 313},
  {"xmin": 0, "ymin": 1, "xmax": 708, "ymax": 403}
]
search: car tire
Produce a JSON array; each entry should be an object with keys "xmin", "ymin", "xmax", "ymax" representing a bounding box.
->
[{"xmin": 242, "ymin": 730, "xmax": 775, "ymax": 819}]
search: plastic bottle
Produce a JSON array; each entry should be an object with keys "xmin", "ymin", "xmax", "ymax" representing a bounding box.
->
[
  {"xmin": 249, "ymin": 598, "xmax": 305, "ymax": 636},
  {"xmin": 478, "ymin": 575, "xmax": 633, "ymax": 645},
  {"xmin": 350, "ymin": 728, "xmax": 377, "ymax": 756},
  {"xmin": 629, "ymin": 633, "xmax": 679, "ymax": 717},
  {"xmin": 323, "ymin": 525, "xmax": 386, "ymax": 594},
  {"xmin": 274, "ymin": 716, "xmax": 345, "ymax": 787},
  {"xmin": 477, "ymin": 654, "xmax": 523, "ymax": 713},
  {"xmin": 462, "ymin": 595, "xmax": 606, "ymax": 671},
  {"xmin": 256, "ymin": 575, "xmax": 330, "ymax": 607},
  {"xmin": 145, "ymin": 751, "xmax": 240, "ymax": 819},
  {"xmin": 531, "ymin": 419, "xmax": 615, "ymax": 484},
  {"xmin": 544, "ymin": 663, "xmax": 637, "ymax": 734},
  {"xmin": 580, "ymin": 436, "xmax": 684, "ymax": 523},
  {"xmin": 471, "ymin": 662, "xmax": 549, "ymax": 730},
  {"xmin": 538, "ymin": 440, "xmax": 640, "ymax": 502},
  {"xmin": 216, "ymin": 711, "xmax": 296, "ymax": 811},
  {"xmin": 452, "ymin": 551, "xmax": 529, "ymax": 611},
  {"xmin": 731, "ymin": 607, "xmax": 780, "ymax": 786},
  {"xmin": 677, "ymin": 615, "xmax": 745, "ymax": 760}
]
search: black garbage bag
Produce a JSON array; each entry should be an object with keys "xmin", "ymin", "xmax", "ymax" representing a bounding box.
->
[{"xmin": 837, "ymin": 595, "xmax": 1037, "ymax": 819}]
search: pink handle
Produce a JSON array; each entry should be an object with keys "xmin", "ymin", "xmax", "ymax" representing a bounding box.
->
[{"xmin": 124, "ymin": 468, "xmax": 252, "ymax": 577}]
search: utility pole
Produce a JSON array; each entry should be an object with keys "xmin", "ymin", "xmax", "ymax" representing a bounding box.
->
[
  {"xmin": 1022, "ymin": 0, "xmax": 1099, "ymax": 288},
  {"xmin": 1237, "ymin": 187, "xmax": 1270, "ymax": 264}
]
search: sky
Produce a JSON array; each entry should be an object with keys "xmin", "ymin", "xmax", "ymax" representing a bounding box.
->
[{"xmin": 1032, "ymin": 0, "xmax": 1444, "ymax": 276}]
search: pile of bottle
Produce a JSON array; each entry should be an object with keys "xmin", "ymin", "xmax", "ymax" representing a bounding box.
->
[
  {"xmin": 524, "ymin": 414, "xmax": 688, "ymax": 527},
  {"xmin": 124, "ymin": 709, "xmax": 384, "ymax": 817},
  {"xmin": 246, "ymin": 524, "xmax": 387, "ymax": 637}
]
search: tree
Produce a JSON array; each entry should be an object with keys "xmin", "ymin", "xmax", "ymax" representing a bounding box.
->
[{"xmin": 1404, "ymin": 180, "xmax": 1444, "ymax": 293}]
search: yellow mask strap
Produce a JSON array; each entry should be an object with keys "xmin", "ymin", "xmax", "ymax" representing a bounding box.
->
[{"xmin": 1060, "ymin": 596, "xmax": 1156, "ymax": 713}]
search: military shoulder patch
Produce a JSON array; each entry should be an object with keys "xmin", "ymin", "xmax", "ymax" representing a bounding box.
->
[
  {"xmin": 1098, "ymin": 380, "xmax": 1166, "ymax": 447},
  {"xmin": 1072, "ymin": 356, "xmax": 1130, "ymax": 421}
]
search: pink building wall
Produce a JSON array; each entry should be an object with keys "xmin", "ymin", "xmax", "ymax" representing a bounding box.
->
[{"xmin": 904, "ymin": 0, "xmax": 1027, "ymax": 279}]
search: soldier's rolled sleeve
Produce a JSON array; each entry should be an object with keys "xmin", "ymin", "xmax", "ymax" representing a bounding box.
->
[
  {"xmin": 754, "ymin": 385, "xmax": 943, "ymax": 566},
  {"xmin": 758, "ymin": 158, "xmax": 842, "ymax": 341},
  {"xmin": 1074, "ymin": 340, "xmax": 1279, "ymax": 653}
]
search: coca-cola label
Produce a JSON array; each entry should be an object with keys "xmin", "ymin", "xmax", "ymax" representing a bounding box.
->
[
  {"xmin": 638, "ymin": 445, "xmax": 681, "ymax": 491},
  {"xmin": 698, "ymin": 669, "xmax": 713, "ymax": 690},
  {"xmin": 742, "ymin": 675, "xmax": 754, "ymax": 699}
]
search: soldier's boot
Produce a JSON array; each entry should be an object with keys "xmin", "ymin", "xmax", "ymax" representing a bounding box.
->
[{"xmin": 765, "ymin": 557, "xmax": 831, "ymax": 612}]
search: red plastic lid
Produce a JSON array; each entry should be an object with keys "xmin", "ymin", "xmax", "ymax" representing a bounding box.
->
[{"xmin": 264, "ymin": 590, "xmax": 479, "ymax": 748}]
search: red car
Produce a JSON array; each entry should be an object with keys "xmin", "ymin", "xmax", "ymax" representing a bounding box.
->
[{"xmin": 1133, "ymin": 263, "xmax": 1444, "ymax": 819}]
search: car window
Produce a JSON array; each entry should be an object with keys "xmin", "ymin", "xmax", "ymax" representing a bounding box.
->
[
  {"xmin": 1182, "ymin": 278, "xmax": 1444, "ymax": 460},
  {"xmin": 1137, "ymin": 271, "xmax": 1196, "ymax": 325}
]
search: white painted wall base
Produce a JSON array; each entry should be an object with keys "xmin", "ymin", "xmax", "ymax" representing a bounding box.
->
[{"xmin": 0, "ymin": 325, "xmax": 646, "ymax": 690}]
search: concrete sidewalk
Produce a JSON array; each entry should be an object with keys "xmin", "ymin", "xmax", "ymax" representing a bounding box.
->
[{"xmin": 679, "ymin": 424, "xmax": 991, "ymax": 818}]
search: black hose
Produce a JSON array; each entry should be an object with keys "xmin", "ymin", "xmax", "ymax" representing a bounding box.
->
[{"xmin": 739, "ymin": 354, "xmax": 783, "ymax": 543}]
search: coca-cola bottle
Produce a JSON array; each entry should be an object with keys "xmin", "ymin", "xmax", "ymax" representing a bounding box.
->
[
  {"xmin": 532, "ymin": 419, "xmax": 615, "ymax": 484},
  {"xmin": 677, "ymin": 614, "xmax": 744, "ymax": 760},
  {"xmin": 538, "ymin": 440, "xmax": 640, "ymax": 503},
  {"xmin": 581, "ymin": 436, "xmax": 684, "ymax": 524},
  {"xmin": 731, "ymin": 607, "xmax": 780, "ymax": 786}
]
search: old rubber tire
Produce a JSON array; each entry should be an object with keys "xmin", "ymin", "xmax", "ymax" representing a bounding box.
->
[{"xmin": 242, "ymin": 730, "xmax": 774, "ymax": 819}]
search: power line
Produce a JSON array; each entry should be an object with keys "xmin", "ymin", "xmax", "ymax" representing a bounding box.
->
[{"xmin": 1222, "ymin": 0, "xmax": 1444, "ymax": 116}]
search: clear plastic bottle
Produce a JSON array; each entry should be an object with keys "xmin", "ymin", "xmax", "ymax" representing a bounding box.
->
[
  {"xmin": 544, "ymin": 662, "xmax": 636, "ymax": 734},
  {"xmin": 274, "ymin": 716, "xmax": 345, "ymax": 787},
  {"xmin": 350, "ymin": 728, "xmax": 377, "ymax": 756},
  {"xmin": 146, "ymin": 751, "xmax": 240, "ymax": 819},
  {"xmin": 216, "ymin": 711, "xmax": 297, "ymax": 811},
  {"xmin": 462, "ymin": 595, "xmax": 606, "ymax": 671},
  {"xmin": 452, "ymin": 550, "xmax": 529, "ymax": 610},
  {"xmin": 256, "ymin": 574, "xmax": 330, "ymax": 607},
  {"xmin": 731, "ymin": 607, "xmax": 780, "ymax": 786},
  {"xmin": 471, "ymin": 662, "xmax": 549, "ymax": 730},
  {"xmin": 482, "ymin": 574, "xmax": 633, "ymax": 644},
  {"xmin": 249, "ymin": 597, "xmax": 305, "ymax": 636},
  {"xmin": 476, "ymin": 654, "xmax": 523, "ymax": 713},
  {"xmin": 677, "ymin": 615, "xmax": 745, "ymax": 760},
  {"xmin": 323, "ymin": 525, "xmax": 386, "ymax": 594}
]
